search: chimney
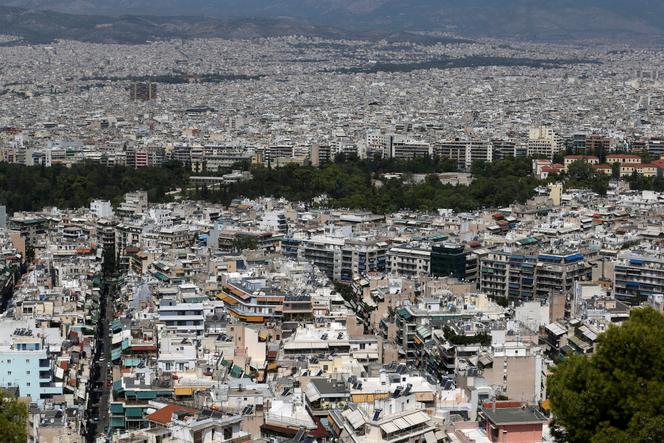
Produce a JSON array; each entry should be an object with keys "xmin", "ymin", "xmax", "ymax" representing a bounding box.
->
[{"xmin": 492, "ymin": 398, "xmax": 496, "ymax": 413}]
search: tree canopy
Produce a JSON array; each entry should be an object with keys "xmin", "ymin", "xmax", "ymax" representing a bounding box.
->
[
  {"xmin": 194, "ymin": 156, "xmax": 541, "ymax": 213},
  {"xmin": 0, "ymin": 391, "xmax": 28, "ymax": 443},
  {"xmin": 0, "ymin": 160, "xmax": 188, "ymax": 214},
  {"xmin": 0, "ymin": 156, "xmax": 542, "ymax": 215},
  {"xmin": 548, "ymin": 307, "xmax": 664, "ymax": 443}
]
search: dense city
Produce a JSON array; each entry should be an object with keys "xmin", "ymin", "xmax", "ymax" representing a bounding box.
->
[{"xmin": 0, "ymin": 18, "xmax": 664, "ymax": 443}]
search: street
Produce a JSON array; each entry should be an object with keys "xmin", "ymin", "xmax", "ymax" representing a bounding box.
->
[{"xmin": 85, "ymin": 279, "xmax": 114, "ymax": 443}]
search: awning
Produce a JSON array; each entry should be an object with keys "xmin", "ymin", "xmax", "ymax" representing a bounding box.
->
[
  {"xmin": 345, "ymin": 410, "xmax": 365, "ymax": 430},
  {"xmin": 175, "ymin": 387, "xmax": 194, "ymax": 396},
  {"xmin": 404, "ymin": 411, "xmax": 430, "ymax": 427},
  {"xmin": 230, "ymin": 365, "xmax": 243, "ymax": 378},
  {"xmin": 416, "ymin": 392, "xmax": 435, "ymax": 402}
]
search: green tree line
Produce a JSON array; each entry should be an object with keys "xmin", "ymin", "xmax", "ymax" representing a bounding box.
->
[
  {"xmin": 0, "ymin": 156, "xmax": 541, "ymax": 215},
  {"xmin": 0, "ymin": 161, "xmax": 188, "ymax": 213},
  {"xmin": 193, "ymin": 156, "xmax": 540, "ymax": 213}
]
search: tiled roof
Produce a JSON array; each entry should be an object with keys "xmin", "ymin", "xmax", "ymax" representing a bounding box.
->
[{"xmin": 145, "ymin": 404, "xmax": 197, "ymax": 425}]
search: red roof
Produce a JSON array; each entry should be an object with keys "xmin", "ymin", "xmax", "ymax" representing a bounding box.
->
[
  {"xmin": 310, "ymin": 418, "xmax": 330, "ymax": 439},
  {"xmin": 128, "ymin": 344, "xmax": 158, "ymax": 352},
  {"xmin": 607, "ymin": 154, "xmax": 640, "ymax": 159},
  {"xmin": 593, "ymin": 164, "xmax": 611, "ymax": 169},
  {"xmin": 145, "ymin": 404, "xmax": 197, "ymax": 425},
  {"xmin": 564, "ymin": 155, "xmax": 598, "ymax": 160}
]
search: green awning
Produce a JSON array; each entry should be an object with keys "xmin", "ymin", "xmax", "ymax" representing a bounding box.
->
[
  {"xmin": 109, "ymin": 417, "xmax": 125, "ymax": 428},
  {"xmin": 153, "ymin": 271, "xmax": 170, "ymax": 282},
  {"xmin": 122, "ymin": 358, "xmax": 141, "ymax": 367},
  {"xmin": 397, "ymin": 308, "xmax": 413, "ymax": 321},
  {"xmin": 112, "ymin": 381, "xmax": 124, "ymax": 393},
  {"xmin": 230, "ymin": 365, "xmax": 243, "ymax": 378},
  {"xmin": 136, "ymin": 391, "xmax": 158, "ymax": 400},
  {"xmin": 125, "ymin": 407, "xmax": 145, "ymax": 417}
]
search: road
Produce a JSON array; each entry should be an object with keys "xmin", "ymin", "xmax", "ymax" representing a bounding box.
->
[{"xmin": 85, "ymin": 279, "xmax": 114, "ymax": 443}]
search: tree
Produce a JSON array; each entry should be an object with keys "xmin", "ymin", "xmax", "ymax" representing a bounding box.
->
[
  {"xmin": 0, "ymin": 391, "xmax": 28, "ymax": 443},
  {"xmin": 548, "ymin": 307, "xmax": 664, "ymax": 443},
  {"xmin": 611, "ymin": 162, "xmax": 621, "ymax": 179},
  {"xmin": 231, "ymin": 235, "xmax": 258, "ymax": 252},
  {"xmin": 566, "ymin": 160, "xmax": 594, "ymax": 182}
]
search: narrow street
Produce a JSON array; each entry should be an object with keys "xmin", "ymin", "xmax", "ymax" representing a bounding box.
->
[{"xmin": 85, "ymin": 279, "xmax": 114, "ymax": 443}]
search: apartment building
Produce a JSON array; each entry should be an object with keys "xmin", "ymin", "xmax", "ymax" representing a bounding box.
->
[
  {"xmin": 435, "ymin": 140, "xmax": 493, "ymax": 170},
  {"xmin": 613, "ymin": 251, "xmax": 664, "ymax": 303},
  {"xmin": 0, "ymin": 326, "xmax": 62, "ymax": 401},
  {"xmin": 388, "ymin": 137, "xmax": 431, "ymax": 160},
  {"xmin": 527, "ymin": 126, "xmax": 564, "ymax": 160},
  {"xmin": 387, "ymin": 245, "xmax": 431, "ymax": 277},
  {"xmin": 478, "ymin": 250, "xmax": 592, "ymax": 300}
]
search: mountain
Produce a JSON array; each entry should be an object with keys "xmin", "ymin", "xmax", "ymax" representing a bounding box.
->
[
  {"xmin": 1, "ymin": 1, "xmax": 664, "ymax": 43},
  {"xmin": 0, "ymin": 6, "xmax": 348, "ymax": 44}
]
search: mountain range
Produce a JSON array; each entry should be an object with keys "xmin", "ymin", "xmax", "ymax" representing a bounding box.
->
[{"xmin": 1, "ymin": 0, "xmax": 664, "ymax": 44}]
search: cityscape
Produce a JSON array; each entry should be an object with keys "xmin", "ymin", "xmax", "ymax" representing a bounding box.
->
[{"xmin": 0, "ymin": 1, "xmax": 663, "ymax": 443}]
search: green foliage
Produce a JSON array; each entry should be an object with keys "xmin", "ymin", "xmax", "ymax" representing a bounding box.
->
[
  {"xmin": 563, "ymin": 160, "xmax": 610, "ymax": 195},
  {"xmin": 0, "ymin": 156, "xmax": 541, "ymax": 216},
  {"xmin": 334, "ymin": 56, "xmax": 595, "ymax": 75},
  {"xmin": 192, "ymin": 156, "xmax": 541, "ymax": 213},
  {"xmin": 0, "ymin": 161, "xmax": 188, "ymax": 214},
  {"xmin": 443, "ymin": 325, "xmax": 492, "ymax": 346},
  {"xmin": 611, "ymin": 162, "xmax": 621, "ymax": 179},
  {"xmin": 0, "ymin": 391, "xmax": 28, "ymax": 443},
  {"xmin": 333, "ymin": 282, "xmax": 356, "ymax": 302},
  {"xmin": 231, "ymin": 235, "xmax": 259, "ymax": 252},
  {"xmin": 548, "ymin": 307, "xmax": 664, "ymax": 443},
  {"xmin": 493, "ymin": 296, "xmax": 509, "ymax": 307}
]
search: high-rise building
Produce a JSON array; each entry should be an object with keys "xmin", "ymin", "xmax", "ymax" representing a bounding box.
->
[
  {"xmin": 613, "ymin": 252, "xmax": 664, "ymax": 303},
  {"xmin": 478, "ymin": 250, "xmax": 591, "ymax": 301},
  {"xmin": 388, "ymin": 135, "xmax": 431, "ymax": 160},
  {"xmin": 430, "ymin": 243, "xmax": 478, "ymax": 281},
  {"xmin": 311, "ymin": 145, "xmax": 331, "ymax": 166},
  {"xmin": 129, "ymin": 82, "xmax": 157, "ymax": 101},
  {"xmin": 527, "ymin": 126, "xmax": 564, "ymax": 160},
  {"xmin": 435, "ymin": 140, "xmax": 493, "ymax": 170},
  {"xmin": 492, "ymin": 139, "xmax": 527, "ymax": 160}
]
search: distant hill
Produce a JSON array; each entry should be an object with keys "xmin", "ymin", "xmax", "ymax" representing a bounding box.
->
[
  {"xmin": 0, "ymin": 6, "xmax": 347, "ymax": 44},
  {"xmin": 2, "ymin": 0, "xmax": 664, "ymax": 43}
]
